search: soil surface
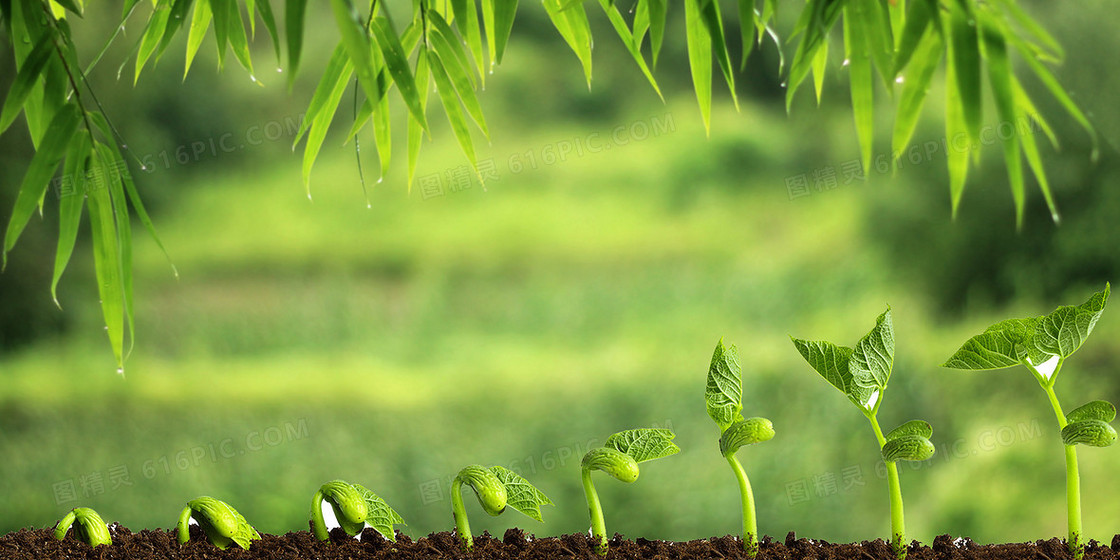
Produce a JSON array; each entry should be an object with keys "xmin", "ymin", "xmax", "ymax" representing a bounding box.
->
[{"xmin": 4, "ymin": 525, "xmax": 1120, "ymax": 559}]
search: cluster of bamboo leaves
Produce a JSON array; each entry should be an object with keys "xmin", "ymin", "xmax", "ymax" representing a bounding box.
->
[{"xmin": 0, "ymin": 0, "xmax": 1098, "ymax": 370}]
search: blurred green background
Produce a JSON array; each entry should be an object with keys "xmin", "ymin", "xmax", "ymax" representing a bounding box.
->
[{"xmin": 2, "ymin": 0, "xmax": 1119, "ymax": 547}]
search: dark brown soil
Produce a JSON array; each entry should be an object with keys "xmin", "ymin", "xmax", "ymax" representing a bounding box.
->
[{"xmin": 5, "ymin": 525, "xmax": 1119, "ymax": 559}]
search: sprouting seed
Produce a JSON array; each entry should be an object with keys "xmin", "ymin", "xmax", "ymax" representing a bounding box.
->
[
  {"xmin": 450, "ymin": 464, "xmax": 552, "ymax": 550},
  {"xmin": 310, "ymin": 479, "xmax": 404, "ymax": 542},
  {"xmin": 176, "ymin": 496, "xmax": 260, "ymax": 550},
  {"xmin": 54, "ymin": 507, "xmax": 111, "ymax": 547}
]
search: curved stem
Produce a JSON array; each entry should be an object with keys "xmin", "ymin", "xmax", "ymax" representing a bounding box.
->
[
  {"xmin": 451, "ymin": 477, "xmax": 473, "ymax": 550},
  {"xmin": 582, "ymin": 467, "xmax": 608, "ymax": 555},
  {"xmin": 310, "ymin": 490, "xmax": 329, "ymax": 541},
  {"xmin": 726, "ymin": 454, "xmax": 758, "ymax": 558},
  {"xmin": 867, "ymin": 412, "xmax": 906, "ymax": 560},
  {"xmin": 177, "ymin": 506, "xmax": 193, "ymax": 545},
  {"xmin": 1038, "ymin": 379, "xmax": 1083, "ymax": 558},
  {"xmin": 53, "ymin": 510, "xmax": 76, "ymax": 540}
]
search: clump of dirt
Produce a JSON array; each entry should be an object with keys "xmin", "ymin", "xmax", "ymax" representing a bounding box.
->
[{"xmin": 3, "ymin": 525, "xmax": 1118, "ymax": 559}]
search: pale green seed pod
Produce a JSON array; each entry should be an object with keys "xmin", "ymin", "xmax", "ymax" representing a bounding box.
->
[
  {"xmin": 456, "ymin": 465, "xmax": 507, "ymax": 516},
  {"xmin": 582, "ymin": 447, "xmax": 640, "ymax": 483},
  {"xmin": 881, "ymin": 434, "xmax": 936, "ymax": 462},
  {"xmin": 54, "ymin": 507, "xmax": 111, "ymax": 547},
  {"xmin": 1066, "ymin": 400, "xmax": 1117, "ymax": 424},
  {"xmin": 320, "ymin": 480, "xmax": 369, "ymax": 526},
  {"xmin": 719, "ymin": 417, "xmax": 775, "ymax": 456},
  {"xmin": 180, "ymin": 496, "xmax": 260, "ymax": 550},
  {"xmin": 1062, "ymin": 420, "xmax": 1118, "ymax": 447}
]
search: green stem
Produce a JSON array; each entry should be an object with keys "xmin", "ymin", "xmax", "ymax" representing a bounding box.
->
[
  {"xmin": 868, "ymin": 412, "xmax": 906, "ymax": 560},
  {"xmin": 177, "ymin": 506, "xmax": 193, "ymax": 545},
  {"xmin": 310, "ymin": 490, "xmax": 329, "ymax": 541},
  {"xmin": 726, "ymin": 454, "xmax": 759, "ymax": 558},
  {"xmin": 451, "ymin": 477, "xmax": 474, "ymax": 550},
  {"xmin": 1038, "ymin": 377, "xmax": 1082, "ymax": 558},
  {"xmin": 582, "ymin": 467, "xmax": 608, "ymax": 555}
]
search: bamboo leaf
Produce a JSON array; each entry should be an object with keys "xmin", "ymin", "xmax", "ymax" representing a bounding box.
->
[
  {"xmin": 135, "ymin": 1, "xmax": 172, "ymax": 83},
  {"xmin": 211, "ymin": 0, "xmax": 231, "ymax": 67},
  {"xmin": 300, "ymin": 51, "xmax": 353, "ymax": 195},
  {"xmin": 156, "ymin": 0, "xmax": 195, "ymax": 61},
  {"xmin": 845, "ymin": 10, "xmax": 874, "ymax": 177},
  {"xmin": 647, "ymin": 0, "xmax": 666, "ymax": 67},
  {"xmin": 450, "ymin": 0, "xmax": 485, "ymax": 81},
  {"xmin": 286, "ymin": 0, "xmax": 307, "ymax": 85},
  {"xmin": 428, "ymin": 50, "xmax": 479, "ymax": 171},
  {"xmin": 949, "ymin": 0, "xmax": 981, "ymax": 145},
  {"xmin": 427, "ymin": 13, "xmax": 489, "ymax": 137},
  {"xmin": 849, "ymin": 0, "xmax": 893, "ymax": 91},
  {"xmin": 183, "ymin": 0, "xmax": 212, "ymax": 79},
  {"xmin": 372, "ymin": 78, "xmax": 392, "ymax": 181},
  {"xmin": 684, "ymin": 0, "xmax": 712, "ymax": 133},
  {"xmin": 254, "ymin": 0, "xmax": 281, "ymax": 63},
  {"xmin": 893, "ymin": 0, "xmax": 934, "ymax": 76},
  {"xmin": 1013, "ymin": 78, "xmax": 1058, "ymax": 222},
  {"xmin": 981, "ymin": 15, "xmax": 1024, "ymax": 227},
  {"xmin": 737, "ymin": 0, "xmax": 755, "ymax": 71},
  {"xmin": 222, "ymin": 0, "xmax": 255, "ymax": 77},
  {"xmin": 86, "ymin": 144, "xmax": 126, "ymax": 372},
  {"xmin": 294, "ymin": 43, "xmax": 351, "ymax": 146},
  {"xmin": 698, "ymin": 0, "xmax": 738, "ymax": 109},
  {"xmin": 482, "ymin": 0, "xmax": 518, "ymax": 65},
  {"xmin": 0, "ymin": 30, "xmax": 54, "ymax": 135},
  {"xmin": 892, "ymin": 28, "xmax": 941, "ymax": 160},
  {"xmin": 370, "ymin": 15, "xmax": 430, "ymax": 133},
  {"xmin": 541, "ymin": 0, "xmax": 592, "ymax": 85},
  {"xmin": 407, "ymin": 47, "xmax": 430, "ymax": 192},
  {"xmin": 597, "ymin": 0, "xmax": 661, "ymax": 98},
  {"xmin": 811, "ymin": 34, "xmax": 827, "ymax": 105},
  {"xmin": 944, "ymin": 26, "xmax": 971, "ymax": 218},
  {"xmin": 3, "ymin": 103, "xmax": 81, "ymax": 270},
  {"xmin": 786, "ymin": 0, "xmax": 843, "ymax": 111},
  {"xmin": 95, "ymin": 142, "xmax": 135, "ymax": 359},
  {"xmin": 993, "ymin": 0, "xmax": 1061, "ymax": 60},
  {"xmin": 52, "ymin": 133, "xmax": 90, "ymax": 307}
]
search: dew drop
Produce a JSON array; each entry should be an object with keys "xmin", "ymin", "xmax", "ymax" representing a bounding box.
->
[
  {"xmin": 104, "ymin": 326, "xmax": 109, "ymax": 330},
  {"xmin": 841, "ymin": 59, "xmax": 850, "ymax": 67},
  {"xmin": 120, "ymin": 144, "xmax": 128, "ymax": 150},
  {"xmin": 779, "ymin": 81, "xmax": 787, "ymax": 88},
  {"xmin": 116, "ymin": 367, "xmax": 125, "ymax": 375},
  {"xmin": 250, "ymin": 75, "xmax": 258, "ymax": 83},
  {"xmin": 895, "ymin": 76, "xmax": 904, "ymax": 84},
  {"xmin": 307, "ymin": 193, "xmax": 313, "ymax": 201},
  {"xmin": 377, "ymin": 177, "xmax": 383, "ymax": 184},
  {"xmin": 366, "ymin": 203, "xmax": 372, "ymax": 209},
  {"xmin": 276, "ymin": 67, "xmax": 283, "ymax": 73},
  {"xmin": 140, "ymin": 165, "xmax": 149, "ymax": 171}
]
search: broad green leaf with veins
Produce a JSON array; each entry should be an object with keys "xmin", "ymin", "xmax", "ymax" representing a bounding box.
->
[
  {"xmin": 705, "ymin": 338, "xmax": 743, "ymax": 430},
  {"xmin": 1033, "ymin": 285, "xmax": 1110, "ymax": 360},
  {"xmin": 849, "ymin": 308, "xmax": 894, "ymax": 391},
  {"xmin": 604, "ymin": 428, "xmax": 680, "ymax": 463},
  {"xmin": 488, "ymin": 466, "xmax": 553, "ymax": 522},
  {"xmin": 352, "ymin": 483, "xmax": 405, "ymax": 541}
]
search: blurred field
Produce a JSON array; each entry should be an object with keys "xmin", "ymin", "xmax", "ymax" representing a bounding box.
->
[{"xmin": 2, "ymin": 0, "xmax": 1119, "ymax": 549}]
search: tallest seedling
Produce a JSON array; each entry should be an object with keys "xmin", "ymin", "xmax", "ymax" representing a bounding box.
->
[
  {"xmin": 791, "ymin": 308, "xmax": 935, "ymax": 560},
  {"xmin": 943, "ymin": 284, "xmax": 1115, "ymax": 560}
]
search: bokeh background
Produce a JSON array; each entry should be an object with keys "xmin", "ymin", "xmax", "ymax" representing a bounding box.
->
[{"xmin": 2, "ymin": 0, "xmax": 1119, "ymax": 546}]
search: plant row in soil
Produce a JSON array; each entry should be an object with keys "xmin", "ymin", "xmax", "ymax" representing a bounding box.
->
[{"xmin": 5, "ymin": 525, "xmax": 1120, "ymax": 560}]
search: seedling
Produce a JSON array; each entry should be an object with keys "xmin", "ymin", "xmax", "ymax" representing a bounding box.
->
[
  {"xmin": 705, "ymin": 338, "xmax": 774, "ymax": 558},
  {"xmin": 310, "ymin": 479, "xmax": 404, "ymax": 542},
  {"xmin": 792, "ymin": 308, "xmax": 935, "ymax": 560},
  {"xmin": 177, "ymin": 496, "xmax": 260, "ymax": 550},
  {"xmin": 53, "ymin": 507, "xmax": 111, "ymax": 547},
  {"xmin": 943, "ymin": 284, "xmax": 1113, "ymax": 559},
  {"xmin": 581, "ymin": 428, "xmax": 680, "ymax": 555},
  {"xmin": 451, "ymin": 464, "xmax": 552, "ymax": 550}
]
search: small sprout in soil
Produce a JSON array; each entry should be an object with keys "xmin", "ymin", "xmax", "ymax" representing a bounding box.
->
[
  {"xmin": 451, "ymin": 464, "xmax": 552, "ymax": 551},
  {"xmin": 581, "ymin": 428, "xmax": 680, "ymax": 555},
  {"xmin": 53, "ymin": 507, "xmax": 111, "ymax": 547},
  {"xmin": 177, "ymin": 496, "xmax": 261, "ymax": 550},
  {"xmin": 792, "ymin": 307, "xmax": 934, "ymax": 560},
  {"xmin": 310, "ymin": 479, "xmax": 405, "ymax": 542},
  {"xmin": 705, "ymin": 338, "xmax": 774, "ymax": 558},
  {"xmin": 943, "ymin": 283, "xmax": 1113, "ymax": 560}
]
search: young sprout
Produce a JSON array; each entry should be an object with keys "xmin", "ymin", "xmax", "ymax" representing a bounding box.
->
[
  {"xmin": 177, "ymin": 496, "xmax": 261, "ymax": 550},
  {"xmin": 792, "ymin": 308, "xmax": 934, "ymax": 560},
  {"xmin": 451, "ymin": 464, "xmax": 552, "ymax": 551},
  {"xmin": 943, "ymin": 284, "xmax": 1113, "ymax": 559},
  {"xmin": 53, "ymin": 507, "xmax": 111, "ymax": 547},
  {"xmin": 310, "ymin": 479, "xmax": 405, "ymax": 542},
  {"xmin": 705, "ymin": 338, "xmax": 775, "ymax": 558},
  {"xmin": 581, "ymin": 428, "xmax": 680, "ymax": 555}
]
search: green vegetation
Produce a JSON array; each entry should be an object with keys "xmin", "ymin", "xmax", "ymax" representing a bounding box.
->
[
  {"xmin": 792, "ymin": 309, "xmax": 936, "ymax": 559},
  {"xmin": 943, "ymin": 284, "xmax": 1115, "ymax": 559},
  {"xmin": 581, "ymin": 428, "xmax": 679, "ymax": 554},
  {"xmin": 310, "ymin": 480, "xmax": 404, "ymax": 541},
  {"xmin": 177, "ymin": 496, "xmax": 260, "ymax": 550},
  {"xmin": 53, "ymin": 507, "xmax": 111, "ymax": 547},
  {"xmin": 450, "ymin": 465, "xmax": 551, "ymax": 550},
  {"xmin": 705, "ymin": 338, "xmax": 774, "ymax": 557}
]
